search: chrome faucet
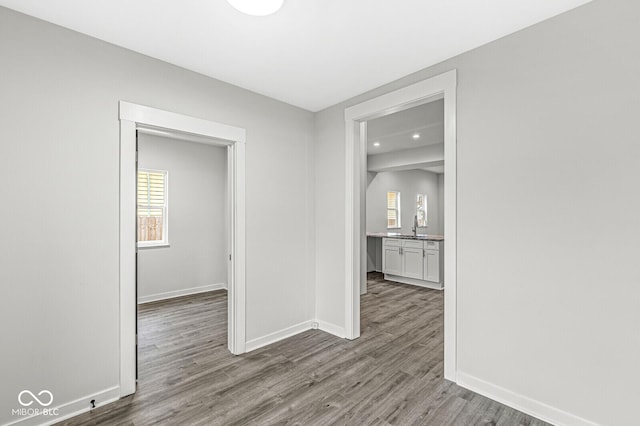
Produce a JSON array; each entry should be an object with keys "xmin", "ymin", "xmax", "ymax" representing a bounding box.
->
[{"xmin": 412, "ymin": 215, "xmax": 419, "ymax": 236}]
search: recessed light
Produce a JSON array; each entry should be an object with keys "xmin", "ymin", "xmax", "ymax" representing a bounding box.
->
[
  {"xmin": 412, "ymin": 133, "xmax": 421, "ymax": 140},
  {"xmin": 373, "ymin": 142, "xmax": 381, "ymax": 147},
  {"xmin": 227, "ymin": 0, "xmax": 284, "ymax": 16}
]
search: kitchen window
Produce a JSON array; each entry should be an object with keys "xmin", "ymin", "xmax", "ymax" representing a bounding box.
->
[
  {"xmin": 387, "ymin": 191, "xmax": 401, "ymax": 229},
  {"xmin": 416, "ymin": 194, "xmax": 427, "ymax": 227}
]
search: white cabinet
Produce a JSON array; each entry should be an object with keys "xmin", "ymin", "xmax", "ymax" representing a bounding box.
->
[
  {"xmin": 423, "ymin": 240, "xmax": 441, "ymax": 283},
  {"xmin": 424, "ymin": 249, "xmax": 439, "ymax": 282},
  {"xmin": 401, "ymin": 241, "xmax": 424, "ymax": 280},
  {"xmin": 382, "ymin": 238, "xmax": 443, "ymax": 290},
  {"xmin": 382, "ymin": 244, "xmax": 402, "ymax": 276}
]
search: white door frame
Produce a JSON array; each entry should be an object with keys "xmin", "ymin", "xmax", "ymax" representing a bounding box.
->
[
  {"xmin": 118, "ymin": 101, "xmax": 246, "ymax": 397},
  {"xmin": 344, "ymin": 70, "xmax": 458, "ymax": 381}
]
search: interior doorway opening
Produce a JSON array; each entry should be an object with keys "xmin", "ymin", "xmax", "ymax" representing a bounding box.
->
[
  {"xmin": 361, "ymin": 98, "xmax": 447, "ymax": 385},
  {"xmin": 135, "ymin": 127, "xmax": 230, "ymax": 382},
  {"xmin": 119, "ymin": 102, "xmax": 246, "ymax": 397},
  {"xmin": 363, "ymin": 99, "xmax": 445, "ymax": 293},
  {"xmin": 344, "ymin": 70, "xmax": 457, "ymax": 381}
]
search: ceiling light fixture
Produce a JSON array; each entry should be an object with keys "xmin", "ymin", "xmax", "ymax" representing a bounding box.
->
[
  {"xmin": 227, "ymin": 0, "xmax": 284, "ymax": 16},
  {"xmin": 412, "ymin": 133, "xmax": 421, "ymax": 140},
  {"xmin": 373, "ymin": 142, "xmax": 381, "ymax": 147}
]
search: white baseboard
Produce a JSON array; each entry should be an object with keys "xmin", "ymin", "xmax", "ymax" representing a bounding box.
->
[
  {"xmin": 138, "ymin": 283, "xmax": 226, "ymax": 304},
  {"xmin": 244, "ymin": 318, "xmax": 348, "ymax": 353},
  {"xmin": 384, "ymin": 274, "xmax": 443, "ymax": 290},
  {"xmin": 5, "ymin": 386, "xmax": 120, "ymax": 426},
  {"xmin": 316, "ymin": 319, "xmax": 346, "ymax": 338},
  {"xmin": 456, "ymin": 372, "xmax": 599, "ymax": 426},
  {"xmin": 245, "ymin": 320, "xmax": 314, "ymax": 352}
]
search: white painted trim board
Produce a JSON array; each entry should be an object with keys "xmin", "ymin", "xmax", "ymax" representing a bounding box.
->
[
  {"xmin": 118, "ymin": 101, "xmax": 247, "ymax": 399},
  {"xmin": 316, "ymin": 320, "xmax": 347, "ymax": 338},
  {"xmin": 245, "ymin": 321, "xmax": 315, "ymax": 352},
  {"xmin": 138, "ymin": 283, "xmax": 227, "ymax": 304},
  {"xmin": 5, "ymin": 386, "xmax": 120, "ymax": 426},
  {"xmin": 457, "ymin": 372, "xmax": 600, "ymax": 426}
]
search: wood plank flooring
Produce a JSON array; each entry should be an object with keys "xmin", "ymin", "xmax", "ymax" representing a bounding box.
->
[{"xmin": 59, "ymin": 273, "xmax": 549, "ymax": 426}]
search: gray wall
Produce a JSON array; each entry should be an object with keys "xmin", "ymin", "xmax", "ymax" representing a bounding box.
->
[
  {"xmin": 437, "ymin": 174, "xmax": 444, "ymax": 235},
  {"xmin": 137, "ymin": 134, "xmax": 227, "ymax": 301},
  {"xmin": 0, "ymin": 7, "xmax": 315, "ymax": 423},
  {"xmin": 314, "ymin": 1, "xmax": 640, "ymax": 424},
  {"xmin": 366, "ymin": 169, "xmax": 441, "ymax": 235}
]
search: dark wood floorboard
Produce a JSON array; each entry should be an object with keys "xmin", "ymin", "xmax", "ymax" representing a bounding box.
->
[{"xmin": 59, "ymin": 273, "xmax": 549, "ymax": 426}]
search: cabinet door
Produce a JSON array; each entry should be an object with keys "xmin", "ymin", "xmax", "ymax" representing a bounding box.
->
[
  {"xmin": 424, "ymin": 250, "xmax": 440, "ymax": 282},
  {"xmin": 383, "ymin": 246, "xmax": 402, "ymax": 275},
  {"xmin": 402, "ymin": 247, "xmax": 424, "ymax": 279}
]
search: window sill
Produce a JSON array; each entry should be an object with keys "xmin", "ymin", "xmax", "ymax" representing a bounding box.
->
[{"xmin": 138, "ymin": 243, "xmax": 170, "ymax": 250}]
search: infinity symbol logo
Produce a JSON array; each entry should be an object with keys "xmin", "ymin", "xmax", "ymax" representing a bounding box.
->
[{"xmin": 18, "ymin": 390, "xmax": 53, "ymax": 407}]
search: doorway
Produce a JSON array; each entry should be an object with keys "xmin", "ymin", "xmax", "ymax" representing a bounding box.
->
[
  {"xmin": 344, "ymin": 70, "xmax": 458, "ymax": 381},
  {"xmin": 135, "ymin": 128, "xmax": 229, "ymax": 382},
  {"xmin": 118, "ymin": 102, "xmax": 246, "ymax": 397}
]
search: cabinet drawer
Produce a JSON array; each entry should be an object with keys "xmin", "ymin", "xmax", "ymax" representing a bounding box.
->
[
  {"xmin": 383, "ymin": 238, "xmax": 401, "ymax": 247},
  {"xmin": 424, "ymin": 241, "xmax": 440, "ymax": 251},
  {"xmin": 402, "ymin": 240, "xmax": 424, "ymax": 249}
]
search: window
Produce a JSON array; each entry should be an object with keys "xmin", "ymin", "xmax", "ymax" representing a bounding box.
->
[
  {"xmin": 387, "ymin": 191, "xmax": 401, "ymax": 229},
  {"xmin": 416, "ymin": 194, "xmax": 427, "ymax": 227},
  {"xmin": 137, "ymin": 169, "xmax": 168, "ymax": 247}
]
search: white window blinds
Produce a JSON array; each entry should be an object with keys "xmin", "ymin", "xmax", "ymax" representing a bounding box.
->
[
  {"xmin": 387, "ymin": 191, "xmax": 401, "ymax": 229},
  {"xmin": 137, "ymin": 170, "xmax": 168, "ymax": 244}
]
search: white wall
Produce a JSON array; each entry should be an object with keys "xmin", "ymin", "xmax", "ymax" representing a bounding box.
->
[
  {"xmin": 0, "ymin": 7, "xmax": 315, "ymax": 424},
  {"xmin": 314, "ymin": 1, "xmax": 640, "ymax": 425},
  {"xmin": 137, "ymin": 134, "xmax": 227, "ymax": 302},
  {"xmin": 366, "ymin": 169, "xmax": 441, "ymax": 235}
]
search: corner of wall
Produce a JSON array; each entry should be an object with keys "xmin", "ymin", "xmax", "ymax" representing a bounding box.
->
[{"xmin": 457, "ymin": 372, "xmax": 600, "ymax": 426}]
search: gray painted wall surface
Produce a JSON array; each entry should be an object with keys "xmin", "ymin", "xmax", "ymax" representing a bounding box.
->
[
  {"xmin": 314, "ymin": 1, "xmax": 640, "ymax": 424},
  {"xmin": 137, "ymin": 134, "xmax": 227, "ymax": 300},
  {"xmin": 2, "ymin": 1, "xmax": 640, "ymax": 425},
  {"xmin": 437, "ymin": 174, "xmax": 444, "ymax": 235},
  {"xmin": 366, "ymin": 169, "xmax": 441, "ymax": 235},
  {"xmin": 0, "ymin": 7, "xmax": 315, "ymax": 423}
]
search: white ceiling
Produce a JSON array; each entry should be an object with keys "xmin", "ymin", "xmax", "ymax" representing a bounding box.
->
[
  {"xmin": 367, "ymin": 100, "xmax": 443, "ymax": 154},
  {"xmin": 0, "ymin": 0, "xmax": 591, "ymax": 111},
  {"xmin": 367, "ymin": 100, "xmax": 444, "ymax": 174}
]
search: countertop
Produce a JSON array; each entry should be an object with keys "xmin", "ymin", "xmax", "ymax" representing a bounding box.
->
[{"xmin": 367, "ymin": 232, "xmax": 444, "ymax": 241}]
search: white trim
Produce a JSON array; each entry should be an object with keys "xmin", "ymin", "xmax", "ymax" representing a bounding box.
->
[
  {"xmin": 383, "ymin": 274, "xmax": 443, "ymax": 290},
  {"xmin": 316, "ymin": 319, "xmax": 346, "ymax": 338},
  {"xmin": 137, "ymin": 126, "xmax": 232, "ymax": 147},
  {"xmin": 228, "ymin": 141, "xmax": 246, "ymax": 355},
  {"xmin": 5, "ymin": 386, "xmax": 120, "ymax": 426},
  {"xmin": 137, "ymin": 243, "xmax": 171, "ymax": 249},
  {"xmin": 119, "ymin": 101, "xmax": 247, "ymax": 400},
  {"xmin": 119, "ymin": 118, "xmax": 137, "ymax": 397},
  {"xmin": 457, "ymin": 372, "xmax": 600, "ymax": 426},
  {"xmin": 120, "ymin": 101, "xmax": 246, "ymax": 143},
  {"xmin": 245, "ymin": 321, "xmax": 314, "ymax": 352},
  {"xmin": 137, "ymin": 283, "xmax": 226, "ymax": 304},
  {"xmin": 343, "ymin": 70, "xmax": 458, "ymax": 381}
]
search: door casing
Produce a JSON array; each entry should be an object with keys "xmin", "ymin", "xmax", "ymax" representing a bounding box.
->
[
  {"xmin": 343, "ymin": 70, "xmax": 458, "ymax": 381},
  {"xmin": 119, "ymin": 101, "xmax": 246, "ymax": 396}
]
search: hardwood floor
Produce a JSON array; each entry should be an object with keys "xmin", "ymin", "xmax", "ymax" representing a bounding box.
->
[{"xmin": 59, "ymin": 273, "xmax": 548, "ymax": 426}]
